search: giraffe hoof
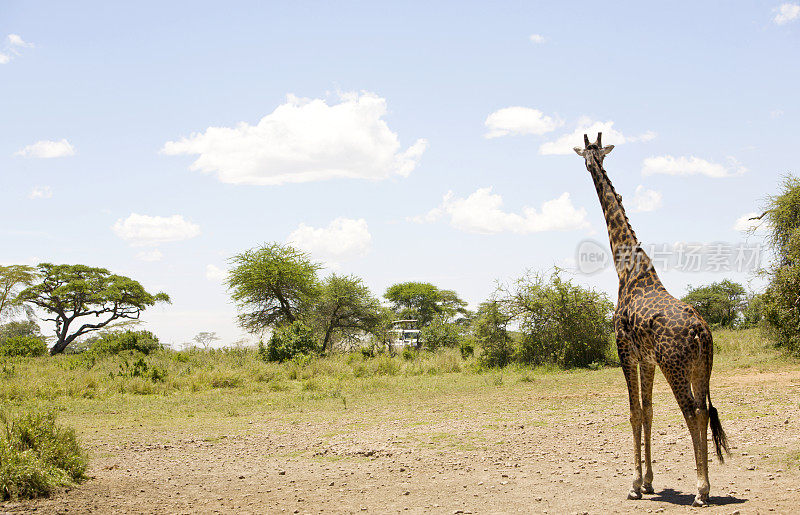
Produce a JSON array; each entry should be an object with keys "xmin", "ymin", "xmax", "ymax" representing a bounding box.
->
[
  {"xmin": 691, "ymin": 496, "xmax": 708, "ymax": 507},
  {"xmin": 642, "ymin": 484, "xmax": 654, "ymax": 494},
  {"xmin": 627, "ymin": 490, "xmax": 642, "ymax": 500}
]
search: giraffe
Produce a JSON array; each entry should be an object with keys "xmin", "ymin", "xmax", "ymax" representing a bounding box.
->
[{"xmin": 573, "ymin": 133, "xmax": 730, "ymax": 507}]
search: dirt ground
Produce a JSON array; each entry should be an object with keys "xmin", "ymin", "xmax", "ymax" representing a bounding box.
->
[{"xmin": 5, "ymin": 368, "xmax": 800, "ymax": 514}]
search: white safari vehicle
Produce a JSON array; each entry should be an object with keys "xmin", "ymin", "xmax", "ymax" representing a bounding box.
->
[{"xmin": 387, "ymin": 320, "xmax": 420, "ymax": 351}]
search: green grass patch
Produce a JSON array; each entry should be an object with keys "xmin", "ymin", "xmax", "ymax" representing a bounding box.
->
[{"xmin": 0, "ymin": 410, "xmax": 87, "ymax": 500}]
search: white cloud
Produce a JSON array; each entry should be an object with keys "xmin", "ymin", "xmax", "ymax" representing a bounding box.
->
[
  {"xmin": 206, "ymin": 264, "xmax": 227, "ymax": 281},
  {"xmin": 1, "ymin": 34, "xmax": 33, "ymax": 64},
  {"xmin": 774, "ymin": 3, "xmax": 800, "ymax": 24},
  {"xmin": 629, "ymin": 185, "xmax": 662, "ymax": 213},
  {"xmin": 287, "ymin": 217, "xmax": 371, "ymax": 260},
  {"xmin": 113, "ymin": 214, "xmax": 201, "ymax": 247},
  {"xmin": 484, "ymin": 107, "xmax": 562, "ymax": 138},
  {"xmin": 15, "ymin": 139, "xmax": 75, "ymax": 158},
  {"xmin": 162, "ymin": 91, "xmax": 427, "ymax": 186},
  {"xmin": 136, "ymin": 249, "xmax": 164, "ymax": 262},
  {"xmin": 412, "ymin": 188, "xmax": 589, "ymax": 234},
  {"xmin": 7, "ymin": 34, "xmax": 32, "ymax": 48},
  {"xmin": 539, "ymin": 117, "xmax": 655, "ymax": 155},
  {"xmin": 28, "ymin": 186, "xmax": 53, "ymax": 199},
  {"xmin": 529, "ymin": 34, "xmax": 545, "ymax": 44},
  {"xmin": 641, "ymin": 155, "xmax": 745, "ymax": 178},
  {"xmin": 734, "ymin": 212, "xmax": 768, "ymax": 233}
]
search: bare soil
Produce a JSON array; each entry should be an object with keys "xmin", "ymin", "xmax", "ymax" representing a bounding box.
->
[{"xmin": 5, "ymin": 368, "xmax": 800, "ymax": 514}]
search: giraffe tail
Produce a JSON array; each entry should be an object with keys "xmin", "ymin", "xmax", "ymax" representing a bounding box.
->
[
  {"xmin": 708, "ymin": 395, "xmax": 730, "ymax": 463},
  {"xmin": 697, "ymin": 324, "xmax": 730, "ymax": 463}
]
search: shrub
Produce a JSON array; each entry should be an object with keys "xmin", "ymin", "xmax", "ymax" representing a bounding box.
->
[
  {"xmin": 459, "ymin": 340, "xmax": 474, "ymax": 359},
  {"xmin": 681, "ymin": 280, "xmax": 746, "ymax": 329},
  {"xmin": 262, "ymin": 321, "xmax": 318, "ymax": 362},
  {"xmin": 0, "ymin": 336, "xmax": 47, "ymax": 357},
  {"xmin": 740, "ymin": 293, "xmax": 764, "ymax": 329},
  {"xmin": 0, "ymin": 321, "xmax": 41, "ymax": 342},
  {"xmin": 420, "ymin": 318, "xmax": 464, "ymax": 351},
  {"xmin": 0, "ymin": 410, "xmax": 88, "ymax": 500},
  {"xmin": 90, "ymin": 330, "xmax": 161, "ymax": 355},
  {"xmin": 496, "ymin": 271, "xmax": 614, "ymax": 368},
  {"xmin": 401, "ymin": 346, "xmax": 416, "ymax": 361},
  {"xmin": 118, "ymin": 357, "xmax": 166, "ymax": 382},
  {"xmin": 474, "ymin": 302, "xmax": 514, "ymax": 368}
]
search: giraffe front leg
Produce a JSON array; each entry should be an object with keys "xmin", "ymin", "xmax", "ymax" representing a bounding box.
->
[
  {"xmin": 640, "ymin": 362, "xmax": 656, "ymax": 494},
  {"xmin": 621, "ymin": 361, "xmax": 643, "ymax": 500}
]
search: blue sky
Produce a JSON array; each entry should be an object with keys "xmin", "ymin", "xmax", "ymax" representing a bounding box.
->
[{"xmin": 1, "ymin": 1, "xmax": 798, "ymax": 346}]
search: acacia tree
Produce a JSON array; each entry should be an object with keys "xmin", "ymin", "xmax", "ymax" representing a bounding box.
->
[
  {"xmin": 760, "ymin": 175, "xmax": 800, "ymax": 353},
  {"xmin": 383, "ymin": 282, "xmax": 468, "ymax": 326},
  {"xmin": 312, "ymin": 274, "xmax": 381, "ymax": 352},
  {"xmin": 0, "ymin": 265, "xmax": 36, "ymax": 320},
  {"xmin": 227, "ymin": 243, "xmax": 321, "ymax": 332},
  {"xmin": 193, "ymin": 331, "xmax": 220, "ymax": 349},
  {"xmin": 18, "ymin": 264, "xmax": 170, "ymax": 355}
]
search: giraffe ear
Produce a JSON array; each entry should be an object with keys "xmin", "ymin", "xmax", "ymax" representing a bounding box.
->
[
  {"xmin": 601, "ymin": 145, "xmax": 615, "ymax": 156},
  {"xmin": 573, "ymin": 147, "xmax": 586, "ymax": 157}
]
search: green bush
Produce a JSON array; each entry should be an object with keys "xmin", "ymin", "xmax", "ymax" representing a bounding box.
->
[
  {"xmin": 459, "ymin": 340, "xmax": 474, "ymax": 359},
  {"xmin": 0, "ymin": 410, "xmax": 88, "ymax": 500},
  {"xmin": 0, "ymin": 322, "xmax": 47, "ymax": 357},
  {"xmin": 0, "ymin": 336, "xmax": 47, "ymax": 357},
  {"xmin": 89, "ymin": 330, "xmax": 161, "ymax": 355},
  {"xmin": 420, "ymin": 318, "xmax": 464, "ymax": 351},
  {"xmin": 262, "ymin": 321, "xmax": 318, "ymax": 362},
  {"xmin": 514, "ymin": 273, "xmax": 613, "ymax": 368},
  {"xmin": 682, "ymin": 279, "xmax": 746, "ymax": 329},
  {"xmin": 118, "ymin": 357, "xmax": 166, "ymax": 382},
  {"xmin": 474, "ymin": 302, "xmax": 514, "ymax": 368},
  {"xmin": 740, "ymin": 293, "xmax": 764, "ymax": 329},
  {"xmin": 492, "ymin": 271, "xmax": 614, "ymax": 369},
  {"xmin": 0, "ymin": 321, "xmax": 41, "ymax": 342}
]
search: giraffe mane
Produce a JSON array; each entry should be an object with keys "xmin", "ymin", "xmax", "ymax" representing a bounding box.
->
[{"xmin": 598, "ymin": 163, "xmax": 639, "ymax": 244}]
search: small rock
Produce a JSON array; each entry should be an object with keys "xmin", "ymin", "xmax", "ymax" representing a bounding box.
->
[{"xmin": 278, "ymin": 470, "xmax": 286, "ymax": 475}]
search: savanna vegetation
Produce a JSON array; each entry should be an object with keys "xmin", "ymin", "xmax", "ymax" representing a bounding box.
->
[{"xmin": 1, "ymin": 176, "xmax": 799, "ymax": 501}]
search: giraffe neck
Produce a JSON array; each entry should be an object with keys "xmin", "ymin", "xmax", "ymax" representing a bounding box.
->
[{"xmin": 586, "ymin": 162, "xmax": 654, "ymax": 283}]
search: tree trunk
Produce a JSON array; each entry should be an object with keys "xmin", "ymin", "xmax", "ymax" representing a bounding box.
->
[
  {"xmin": 50, "ymin": 334, "xmax": 74, "ymax": 355},
  {"xmin": 49, "ymin": 318, "xmax": 74, "ymax": 355},
  {"xmin": 322, "ymin": 324, "xmax": 335, "ymax": 352}
]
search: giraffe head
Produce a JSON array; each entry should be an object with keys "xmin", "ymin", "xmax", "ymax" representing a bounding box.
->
[{"xmin": 573, "ymin": 132, "xmax": 614, "ymax": 169}]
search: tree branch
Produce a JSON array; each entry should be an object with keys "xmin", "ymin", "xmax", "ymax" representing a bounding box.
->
[{"xmin": 749, "ymin": 210, "xmax": 772, "ymax": 221}]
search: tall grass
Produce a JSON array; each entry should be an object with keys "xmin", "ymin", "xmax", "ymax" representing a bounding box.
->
[
  {"xmin": 0, "ymin": 328, "xmax": 791, "ymax": 414},
  {"xmin": 713, "ymin": 327, "xmax": 793, "ymax": 369},
  {"xmin": 0, "ymin": 410, "xmax": 87, "ymax": 499}
]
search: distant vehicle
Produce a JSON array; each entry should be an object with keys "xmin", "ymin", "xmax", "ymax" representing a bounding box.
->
[{"xmin": 387, "ymin": 320, "xmax": 420, "ymax": 350}]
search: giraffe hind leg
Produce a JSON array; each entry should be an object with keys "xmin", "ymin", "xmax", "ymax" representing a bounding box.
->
[
  {"xmin": 690, "ymin": 364, "xmax": 711, "ymax": 506},
  {"xmin": 665, "ymin": 365, "xmax": 709, "ymax": 507}
]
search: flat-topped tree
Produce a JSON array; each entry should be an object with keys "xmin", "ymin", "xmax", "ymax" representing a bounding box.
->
[
  {"xmin": 574, "ymin": 133, "xmax": 729, "ymax": 507},
  {"xmin": 18, "ymin": 264, "xmax": 170, "ymax": 355}
]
